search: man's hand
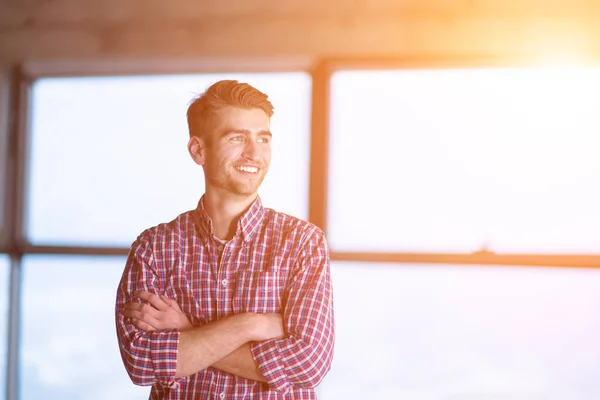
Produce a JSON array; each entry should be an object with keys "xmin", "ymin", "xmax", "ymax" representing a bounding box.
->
[{"xmin": 122, "ymin": 290, "xmax": 193, "ymax": 332}]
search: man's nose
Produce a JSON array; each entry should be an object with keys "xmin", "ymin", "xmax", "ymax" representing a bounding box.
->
[{"xmin": 242, "ymin": 140, "xmax": 260, "ymax": 161}]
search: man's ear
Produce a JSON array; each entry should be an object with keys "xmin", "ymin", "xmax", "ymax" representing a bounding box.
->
[{"xmin": 188, "ymin": 136, "xmax": 205, "ymax": 166}]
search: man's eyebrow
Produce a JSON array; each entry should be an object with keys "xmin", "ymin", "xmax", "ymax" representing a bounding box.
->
[{"xmin": 220, "ymin": 129, "xmax": 272, "ymax": 138}]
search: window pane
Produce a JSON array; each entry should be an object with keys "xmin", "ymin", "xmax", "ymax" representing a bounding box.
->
[
  {"xmin": 20, "ymin": 256, "xmax": 148, "ymax": 399},
  {"xmin": 328, "ymin": 69, "xmax": 600, "ymax": 253},
  {"xmin": 0, "ymin": 254, "xmax": 8, "ymax": 398},
  {"xmin": 27, "ymin": 73, "xmax": 311, "ymax": 246},
  {"xmin": 321, "ymin": 262, "xmax": 600, "ymax": 399}
]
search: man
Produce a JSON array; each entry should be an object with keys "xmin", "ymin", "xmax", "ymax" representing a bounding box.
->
[{"xmin": 115, "ymin": 79, "xmax": 335, "ymax": 399}]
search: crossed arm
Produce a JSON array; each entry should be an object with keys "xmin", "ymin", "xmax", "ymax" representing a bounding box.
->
[
  {"xmin": 121, "ymin": 291, "xmax": 283, "ymax": 381},
  {"xmin": 116, "ymin": 229, "xmax": 334, "ymax": 391}
]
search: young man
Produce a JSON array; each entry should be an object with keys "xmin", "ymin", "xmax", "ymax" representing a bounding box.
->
[{"xmin": 115, "ymin": 80, "xmax": 335, "ymax": 399}]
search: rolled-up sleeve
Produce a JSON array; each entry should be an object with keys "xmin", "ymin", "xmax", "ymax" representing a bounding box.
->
[
  {"xmin": 250, "ymin": 229, "xmax": 335, "ymax": 393},
  {"xmin": 115, "ymin": 232, "xmax": 182, "ymax": 388}
]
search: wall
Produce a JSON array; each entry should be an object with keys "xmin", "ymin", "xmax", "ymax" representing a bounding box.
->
[{"xmin": 1, "ymin": 0, "xmax": 600, "ymax": 63}]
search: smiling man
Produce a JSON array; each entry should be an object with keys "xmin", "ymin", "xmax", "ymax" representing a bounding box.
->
[{"xmin": 115, "ymin": 80, "xmax": 335, "ymax": 399}]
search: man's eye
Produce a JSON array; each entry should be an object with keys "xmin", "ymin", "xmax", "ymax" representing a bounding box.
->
[
  {"xmin": 257, "ymin": 137, "xmax": 270, "ymax": 144},
  {"xmin": 230, "ymin": 136, "xmax": 245, "ymax": 141}
]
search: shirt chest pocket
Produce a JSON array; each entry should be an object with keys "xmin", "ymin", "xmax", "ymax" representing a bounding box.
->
[{"xmin": 232, "ymin": 269, "xmax": 286, "ymax": 314}]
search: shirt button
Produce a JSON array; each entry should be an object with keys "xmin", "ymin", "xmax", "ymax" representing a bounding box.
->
[
  {"xmin": 219, "ymin": 392, "xmax": 225, "ymax": 399},
  {"xmin": 218, "ymin": 245, "xmax": 224, "ymax": 252},
  {"xmin": 221, "ymin": 279, "xmax": 228, "ymax": 287}
]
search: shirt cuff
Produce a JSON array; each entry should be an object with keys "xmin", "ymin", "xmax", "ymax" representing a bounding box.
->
[
  {"xmin": 251, "ymin": 339, "xmax": 290, "ymax": 393},
  {"xmin": 149, "ymin": 329, "xmax": 182, "ymax": 388}
]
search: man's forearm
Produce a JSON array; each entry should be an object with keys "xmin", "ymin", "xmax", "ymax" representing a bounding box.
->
[
  {"xmin": 212, "ymin": 343, "xmax": 266, "ymax": 382},
  {"xmin": 176, "ymin": 314, "xmax": 253, "ymax": 378},
  {"xmin": 175, "ymin": 313, "xmax": 282, "ymax": 379}
]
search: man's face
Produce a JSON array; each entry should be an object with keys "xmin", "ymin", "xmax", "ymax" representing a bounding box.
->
[{"xmin": 200, "ymin": 106, "xmax": 272, "ymax": 197}]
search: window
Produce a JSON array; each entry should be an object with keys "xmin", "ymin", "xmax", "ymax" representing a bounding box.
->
[
  {"xmin": 328, "ymin": 68, "xmax": 600, "ymax": 254},
  {"xmin": 322, "ymin": 261, "xmax": 600, "ymax": 399},
  {"xmin": 11, "ymin": 63, "xmax": 599, "ymax": 400},
  {"xmin": 17, "ymin": 71, "xmax": 313, "ymax": 398},
  {"xmin": 322, "ymin": 66, "xmax": 600, "ymax": 399},
  {"xmin": 27, "ymin": 73, "xmax": 311, "ymax": 246},
  {"xmin": 20, "ymin": 256, "xmax": 148, "ymax": 399}
]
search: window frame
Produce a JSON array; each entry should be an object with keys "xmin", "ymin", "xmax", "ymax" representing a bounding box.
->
[
  {"xmin": 2, "ymin": 55, "xmax": 600, "ymax": 400},
  {"xmin": 312, "ymin": 58, "xmax": 600, "ymax": 268},
  {"xmin": 0, "ymin": 67, "xmax": 10, "ymax": 247},
  {"xmin": 1, "ymin": 56, "xmax": 319, "ymax": 400}
]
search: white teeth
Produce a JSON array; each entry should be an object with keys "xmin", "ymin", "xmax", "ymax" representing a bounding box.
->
[{"xmin": 236, "ymin": 166, "xmax": 258, "ymax": 173}]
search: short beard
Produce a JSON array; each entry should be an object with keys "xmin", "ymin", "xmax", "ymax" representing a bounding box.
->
[{"xmin": 207, "ymin": 172, "xmax": 265, "ymax": 196}]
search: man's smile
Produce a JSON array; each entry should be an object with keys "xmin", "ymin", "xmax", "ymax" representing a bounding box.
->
[{"xmin": 235, "ymin": 165, "xmax": 259, "ymax": 174}]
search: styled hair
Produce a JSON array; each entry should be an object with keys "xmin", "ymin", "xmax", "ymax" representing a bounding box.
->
[{"xmin": 186, "ymin": 80, "xmax": 274, "ymax": 139}]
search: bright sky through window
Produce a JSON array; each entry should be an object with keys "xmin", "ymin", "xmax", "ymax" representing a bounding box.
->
[
  {"xmin": 328, "ymin": 68, "xmax": 600, "ymax": 254},
  {"xmin": 13, "ymin": 68, "xmax": 600, "ymax": 400},
  {"xmin": 26, "ymin": 73, "xmax": 311, "ymax": 246},
  {"xmin": 19, "ymin": 73, "xmax": 312, "ymax": 399}
]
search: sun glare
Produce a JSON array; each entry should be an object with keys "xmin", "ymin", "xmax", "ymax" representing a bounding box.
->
[
  {"xmin": 531, "ymin": 58, "xmax": 592, "ymax": 70},
  {"xmin": 524, "ymin": 44, "xmax": 595, "ymax": 70}
]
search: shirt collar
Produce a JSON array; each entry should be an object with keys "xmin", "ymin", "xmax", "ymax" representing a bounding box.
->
[{"xmin": 194, "ymin": 195, "xmax": 265, "ymax": 244}]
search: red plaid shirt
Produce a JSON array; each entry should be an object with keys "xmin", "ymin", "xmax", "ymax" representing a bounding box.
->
[{"xmin": 115, "ymin": 196, "xmax": 335, "ymax": 399}]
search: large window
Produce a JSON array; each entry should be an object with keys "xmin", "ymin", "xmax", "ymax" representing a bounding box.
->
[
  {"xmin": 328, "ymin": 68, "xmax": 600, "ymax": 254},
  {"xmin": 4, "ymin": 63, "xmax": 600, "ymax": 400},
  {"xmin": 27, "ymin": 73, "xmax": 311, "ymax": 246},
  {"xmin": 20, "ymin": 256, "xmax": 147, "ymax": 400},
  {"xmin": 7, "ymin": 71, "xmax": 312, "ymax": 399},
  {"xmin": 323, "ymin": 262, "xmax": 600, "ymax": 399},
  {"xmin": 322, "ymin": 67, "xmax": 600, "ymax": 399}
]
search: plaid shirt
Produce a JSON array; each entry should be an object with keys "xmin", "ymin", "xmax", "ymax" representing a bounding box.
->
[{"xmin": 115, "ymin": 196, "xmax": 335, "ymax": 399}]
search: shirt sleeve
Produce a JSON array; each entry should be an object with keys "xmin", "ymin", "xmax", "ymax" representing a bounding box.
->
[
  {"xmin": 250, "ymin": 228, "xmax": 335, "ymax": 393},
  {"xmin": 115, "ymin": 232, "xmax": 182, "ymax": 388}
]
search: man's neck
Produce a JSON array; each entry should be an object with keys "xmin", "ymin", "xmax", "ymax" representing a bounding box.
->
[{"xmin": 203, "ymin": 190, "xmax": 257, "ymax": 240}]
